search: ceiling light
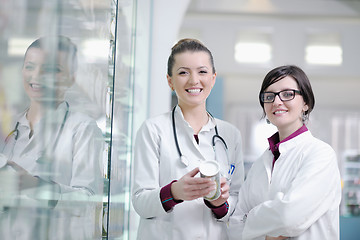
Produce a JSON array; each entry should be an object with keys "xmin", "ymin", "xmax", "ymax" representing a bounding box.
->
[
  {"xmin": 235, "ymin": 42, "xmax": 271, "ymax": 63},
  {"xmin": 8, "ymin": 38, "xmax": 34, "ymax": 56},
  {"xmin": 305, "ymin": 45, "xmax": 342, "ymax": 65},
  {"xmin": 81, "ymin": 39, "xmax": 109, "ymax": 61}
]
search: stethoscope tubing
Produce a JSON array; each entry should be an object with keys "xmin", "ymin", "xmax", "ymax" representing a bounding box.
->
[
  {"xmin": 172, "ymin": 105, "xmax": 225, "ymax": 156},
  {"xmin": 3, "ymin": 102, "xmax": 69, "ymax": 158},
  {"xmin": 171, "ymin": 105, "xmax": 234, "ymax": 179},
  {"xmin": 4, "ymin": 122, "xmax": 20, "ymax": 143},
  {"xmin": 172, "ymin": 105, "xmax": 183, "ymax": 159}
]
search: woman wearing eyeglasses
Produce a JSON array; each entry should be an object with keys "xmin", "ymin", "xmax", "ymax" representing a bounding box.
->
[
  {"xmin": 132, "ymin": 38, "xmax": 244, "ymax": 240},
  {"xmin": 227, "ymin": 65, "xmax": 341, "ymax": 240}
]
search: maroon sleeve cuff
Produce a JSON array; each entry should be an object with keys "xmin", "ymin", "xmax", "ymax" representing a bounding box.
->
[
  {"xmin": 204, "ymin": 200, "xmax": 229, "ymax": 219},
  {"xmin": 160, "ymin": 180, "xmax": 183, "ymax": 212}
]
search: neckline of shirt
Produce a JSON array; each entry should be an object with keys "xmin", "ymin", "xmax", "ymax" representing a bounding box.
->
[
  {"xmin": 174, "ymin": 105, "xmax": 216, "ymax": 133},
  {"xmin": 268, "ymin": 124, "xmax": 309, "ymax": 157}
]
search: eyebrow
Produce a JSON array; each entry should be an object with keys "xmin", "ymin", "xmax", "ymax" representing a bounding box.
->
[
  {"xmin": 264, "ymin": 88, "xmax": 298, "ymax": 92},
  {"xmin": 176, "ymin": 66, "xmax": 209, "ymax": 71}
]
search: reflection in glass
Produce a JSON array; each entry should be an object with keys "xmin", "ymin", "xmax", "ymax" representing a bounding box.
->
[
  {"xmin": 0, "ymin": 0, "xmax": 138, "ymax": 239},
  {"xmin": 0, "ymin": 36, "xmax": 104, "ymax": 239}
]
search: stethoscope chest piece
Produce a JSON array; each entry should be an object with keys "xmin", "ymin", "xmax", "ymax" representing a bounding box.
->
[{"xmin": 180, "ymin": 155, "xmax": 189, "ymax": 167}]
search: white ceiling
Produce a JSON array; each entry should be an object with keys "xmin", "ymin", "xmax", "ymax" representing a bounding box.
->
[
  {"xmin": 188, "ymin": 0, "xmax": 360, "ymax": 17},
  {"xmin": 179, "ymin": 0, "xmax": 360, "ymax": 111}
]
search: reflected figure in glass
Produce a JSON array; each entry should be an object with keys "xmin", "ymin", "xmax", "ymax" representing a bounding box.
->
[{"xmin": 0, "ymin": 36, "xmax": 104, "ymax": 240}]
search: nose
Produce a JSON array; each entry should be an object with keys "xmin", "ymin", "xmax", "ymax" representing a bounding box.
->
[
  {"xmin": 273, "ymin": 94, "xmax": 283, "ymax": 105},
  {"xmin": 188, "ymin": 72, "xmax": 200, "ymax": 85},
  {"xmin": 30, "ymin": 67, "xmax": 55, "ymax": 87},
  {"xmin": 26, "ymin": 67, "xmax": 43, "ymax": 81}
]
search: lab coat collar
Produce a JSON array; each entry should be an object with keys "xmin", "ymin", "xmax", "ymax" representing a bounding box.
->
[
  {"xmin": 277, "ymin": 130, "xmax": 312, "ymax": 154},
  {"xmin": 42, "ymin": 101, "xmax": 69, "ymax": 124},
  {"xmin": 173, "ymin": 105, "xmax": 190, "ymax": 131},
  {"xmin": 16, "ymin": 101, "xmax": 68, "ymax": 137},
  {"xmin": 268, "ymin": 124, "xmax": 308, "ymax": 157},
  {"xmin": 18, "ymin": 102, "xmax": 69, "ymax": 129},
  {"xmin": 20, "ymin": 102, "xmax": 69, "ymax": 154},
  {"xmin": 173, "ymin": 105, "xmax": 216, "ymax": 133},
  {"xmin": 263, "ymin": 130, "xmax": 313, "ymax": 183},
  {"xmin": 18, "ymin": 110, "xmax": 31, "ymax": 129},
  {"xmin": 201, "ymin": 113, "xmax": 216, "ymax": 132}
]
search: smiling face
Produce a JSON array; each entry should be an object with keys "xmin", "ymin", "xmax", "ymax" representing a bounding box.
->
[
  {"xmin": 264, "ymin": 76, "xmax": 309, "ymax": 139},
  {"xmin": 167, "ymin": 50, "xmax": 216, "ymax": 110},
  {"xmin": 22, "ymin": 47, "xmax": 74, "ymax": 105}
]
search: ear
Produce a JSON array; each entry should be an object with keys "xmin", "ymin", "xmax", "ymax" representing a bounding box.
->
[
  {"xmin": 303, "ymin": 104, "xmax": 309, "ymax": 112},
  {"xmin": 211, "ymin": 72, "xmax": 217, "ymax": 89},
  {"xmin": 167, "ymin": 74, "xmax": 174, "ymax": 91}
]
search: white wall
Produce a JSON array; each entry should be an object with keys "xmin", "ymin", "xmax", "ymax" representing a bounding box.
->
[
  {"xmin": 130, "ymin": 1, "xmax": 191, "ymax": 238},
  {"xmin": 147, "ymin": 0, "xmax": 191, "ymax": 118}
]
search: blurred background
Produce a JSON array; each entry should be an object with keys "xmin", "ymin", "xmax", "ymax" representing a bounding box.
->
[{"xmin": 0, "ymin": 0, "xmax": 359, "ymax": 239}]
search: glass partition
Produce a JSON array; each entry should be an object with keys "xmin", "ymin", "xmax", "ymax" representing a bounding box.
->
[{"xmin": 0, "ymin": 0, "xmax": 138, "ymax": 239}]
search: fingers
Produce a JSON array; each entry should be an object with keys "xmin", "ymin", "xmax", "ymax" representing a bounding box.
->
[
  {"xmin": 184, "ymin": 168, "xmax": 214, "ymax": 186},
  {"xmin": 187, "ymin": 186, "xmax": 216, "ymax": 200},
  {"xmin": 173, "ymin": 168, "xmax": 218, "ymax": 201},
  {"xmin": 172, "ymin": 180, "xmax": 216, "ymax": 201},
  {"xmin": 182, "ymin": 178, "xmax": 216, "ymax": 198},
  {"xmin": 6, "ymin": 160, "xmax": 16, "ymax": 168},
  {"xmin": 220, "ymin": 177, "xmax": 227, "ymax": 186},
  {"xmin": 266, "ymin": 236, "xmax": 288, "ymax": 240},
  {"xmin": 221, "ymin": 182, "xmax": 229, "ymax": 193},
  {"xmin": 187, "ymin": 167, "xmax": 200, "ymax": 177},
  {"xmin": 207, "ymin": 180, "xmax": 230, "ymax": 207},
  {"xmin": 7, "ymin": 161, "xmax": 26, "ymax": 173}
]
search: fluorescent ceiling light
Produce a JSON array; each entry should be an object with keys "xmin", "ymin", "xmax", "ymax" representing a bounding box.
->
[
  {"xmin": 235, "ymin": 42, "xmax": 271, "ymax": 63},
  {"xmin": 305, "ymin": 45, "xmax": 342, "ymax": 65},
  {"xmin": 81, "ymin": 39, "xmax": 109, "ymax": 60},
  {"xmin": 8, "ymin": 38, "xmax": 34, "ymax": 56}
]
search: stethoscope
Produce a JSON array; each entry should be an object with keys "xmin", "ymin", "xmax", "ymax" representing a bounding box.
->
[
  {"xmin": 2, "ymin": 101, "xmax": 69, "ymax": 161},
  {"xmin": 172, "ymin": 106, "xmax": 235, "ymax": 181}
]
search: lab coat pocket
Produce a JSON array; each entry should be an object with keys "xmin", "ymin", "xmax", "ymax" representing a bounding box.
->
[{"xmin": 138, "ymin": 216, "xmax": 172, "ymax": 240}]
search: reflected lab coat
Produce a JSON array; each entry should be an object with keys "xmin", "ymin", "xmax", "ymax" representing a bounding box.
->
[
  {"xmin": 227, "ymin": 131, "xmax": 341, "ymax": 240},
  {"xmin": 0, "ymin": 102, "xmax": 104, "ymax": 240},
  {"xmin": 132, "ymin": 106, "xmax": 244, "ymax": 240}
]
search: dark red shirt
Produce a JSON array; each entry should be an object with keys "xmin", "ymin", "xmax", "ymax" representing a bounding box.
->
[
  {"xmin": 268, "ymin": 124, "xmax": 308, "ymax": 169},
  {"xmin": 160, "ymin": 181, "xmax": 229, "ymax": 219}
]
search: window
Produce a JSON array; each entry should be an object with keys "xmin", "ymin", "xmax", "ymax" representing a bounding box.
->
[{"xmin": 234, "ymin": 31, "xmax": 272, "ymax": 64}]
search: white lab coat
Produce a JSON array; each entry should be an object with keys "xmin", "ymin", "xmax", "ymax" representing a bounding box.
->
[
  {"xmin": 227, "ymin": 130, "xmax": 341, "ymax": 240},
  {"xmin": 0, "ymin": 102, "xmax": 104, "ymax": 240},
  {"xmin": 132, "ymin": 106, "xmax": 244, "ymax": 240}
]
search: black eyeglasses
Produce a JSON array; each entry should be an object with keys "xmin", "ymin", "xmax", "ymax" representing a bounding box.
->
[{"xmin": 260, "ymin": 89, "xmax": 301, "ymax": 103}]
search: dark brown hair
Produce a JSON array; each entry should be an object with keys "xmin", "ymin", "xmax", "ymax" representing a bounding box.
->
[{"xmin": 259, "ymin": 65, "xmax": 315, "ymax": 119}]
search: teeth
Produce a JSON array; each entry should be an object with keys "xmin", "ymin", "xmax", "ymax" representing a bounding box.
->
[
  {"xmin": 30, "ymin": 84, "xmax": 43, "ymax": 89},
  {"xmin": 274, "ymin": 110, "xmax": 287, "ymax": 114},
  {"xmin": 187, "ymin": 89, "xmax": 201, "ymax": 93}
]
